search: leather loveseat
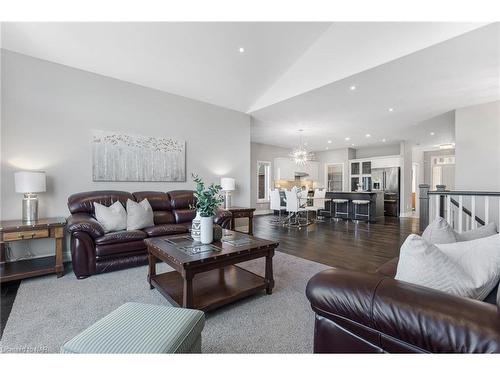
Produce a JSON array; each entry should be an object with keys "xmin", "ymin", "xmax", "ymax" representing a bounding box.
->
[
  {"xmin": 306, "ymin": 257, "xmax": 500, "ymax": 353},
  {"xmin": 66, "ymin": 190, "xmax": 232, "ymax": 279}
]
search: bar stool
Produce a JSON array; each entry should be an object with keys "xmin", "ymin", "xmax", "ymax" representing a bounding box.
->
[
  {"xmin": 332, "ymin": 199, "xmax": 349, "ymax": 221},
  {"xmin": 352, "ymin": 199, "xmax": 371, "ymax": 223}
]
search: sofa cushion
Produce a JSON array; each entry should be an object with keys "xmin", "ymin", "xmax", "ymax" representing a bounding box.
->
[
  {"xmin": 68, "ymin": 190, "xmax": 133, "ymax": 215},
  {"xmin": 60, "ymin": 302, "xmax": 205, "ymax": 354},
  {"xmin": 142, "ymin": 224, "xmax": 190, "ymax": 237},
  {"xmin": 173, "ymin": 208, "xmax": 196, "ymax": 224},
  {"xmin": 96, "ymin": 240, "xmax": 147, "ymax": 258},
  {"xmin": 95, "ymin": 230, "xmax": 147, "ymax": 245},
  {"xmin": 169, "ymin": 190, "xmax": 195, "ymax": 209},
  {"xmin": 153, "ymin": 210, "xmax": 176, "ymax": 225},
  {"xmin": 132, "ymin": 191, "xmax": 172, "ymax": 211}
]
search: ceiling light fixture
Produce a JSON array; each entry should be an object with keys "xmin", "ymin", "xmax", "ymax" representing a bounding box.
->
[
  {"xmin": 289, "ymin": 129, "xmax": 315, "ymax": 166},
  {"xmin": 238, "ymin": 47, "xmax": 245, "ymax": 53},
  {"xmin": 365, "ymin": 134, "xmax": 371, "ymax": 138},
  {"xmin": 345, "ymin": 137, "xmax": 350, "ymax": 141},
  {"xmin": 430, "ymin": 132, "xmax": 435, "ymax": 136},
  {"xmin": 388, "ymin": 108, "xmax": 394, "ymax": 112},
  {"xmin": 382, "ymin": 138, "xmax": 386, "ymax": 142},
  {"xmin": 439, "ymin": 143, "xmax": 455, "ymax": 150},
  {"xmin": 327, "ymin": 140, "xmax": 332, "ymax": 144},
  {"xmin": 349, "ymin": 85, "xmax": 356, "ymax": 91}
]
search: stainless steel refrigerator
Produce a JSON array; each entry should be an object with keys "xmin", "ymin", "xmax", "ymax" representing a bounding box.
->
[{"xmin": 371, "ymin": 167, "xmax": 400, "ymax": 216}]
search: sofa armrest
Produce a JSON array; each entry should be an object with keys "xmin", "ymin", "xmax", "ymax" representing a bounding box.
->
[
  {"xmin": 66, "ymin": 213, "xmax": 104, "ymax": 239},
  {"xmin": 306, "ymin": 268, "xmax": 500, "ymax": 353},
  {"xmin": 214, "ymin": 209, "xmax": 232, "ymax": 229}
]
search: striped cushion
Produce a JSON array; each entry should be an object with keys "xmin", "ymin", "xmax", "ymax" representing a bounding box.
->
[{"xmin": 61, "ymin": 302, "xmax": 205, "ymax": 354}]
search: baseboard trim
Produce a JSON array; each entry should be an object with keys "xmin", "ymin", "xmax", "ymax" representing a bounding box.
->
[{"xmin": 255, "ymin": 210, "xmax": 273, "ymax": 216}]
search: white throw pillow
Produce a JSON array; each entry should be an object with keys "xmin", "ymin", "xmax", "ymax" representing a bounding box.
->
[
  {"xmin": 126, "ymin": 199, "xmax": 154, "ymax": 230},
  {"xmin": 437, "ymin": 234, "xmax": 500, "ymax": 300},
  {"xmin": 93, "ymin": 201, "xmax": 127, "ymax": 233},
  {"xmin": 456, "ymin": 222, "xmax": 498, "ymax": 241},
  {"xmin": 423, "ymin": 217, "xmax": 498, "ymax": 245},
  {"xmin": 396, "ymin": 234, "xmax": 500, "ymax": 300},
  {"xmin": 422, "ymin": 217, "xmax": 457, "ymax": 244}
]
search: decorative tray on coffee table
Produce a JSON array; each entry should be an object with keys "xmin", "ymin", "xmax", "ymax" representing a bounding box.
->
[{"xmin": 163, "ymin": 235, "xmax": 222, "ymax": 255}]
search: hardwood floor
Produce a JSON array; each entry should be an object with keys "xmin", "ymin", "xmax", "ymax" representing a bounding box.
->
[
  {"xmin": 252, "ymin": 214, "xmax": 420, "ymax": 273},
  {"xmin": 0, "ymin": 215, "xmax": 419, "ymax": 339}
]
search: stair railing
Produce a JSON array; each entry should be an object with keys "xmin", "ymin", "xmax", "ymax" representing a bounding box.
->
[{"xmin": 419, "ymin": 184, "xmax": 500, "ymax": 232}]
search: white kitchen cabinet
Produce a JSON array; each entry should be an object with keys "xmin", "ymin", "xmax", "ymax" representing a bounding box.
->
[
  {"xmin": 274, "ymin": 158, "xmax": 320, "ymax": 181},
  {"xmin": 306, "ymin": 161, "xmax": 319, "ymax": 181},
  {"xmin": 274, "ymin": 157, "xmax": 295, "ymax": 180}
]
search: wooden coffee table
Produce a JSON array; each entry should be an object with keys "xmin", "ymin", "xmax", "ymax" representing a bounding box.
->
[{"xmin": 145, "ymin": 230, "xmax": 278, "ymax": 312}]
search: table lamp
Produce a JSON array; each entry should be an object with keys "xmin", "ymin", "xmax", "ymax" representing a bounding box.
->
[
  {"xmin": 220, "ymin": 177, "xmax": 235, "ymax": 209},
  {"xmin": 15, "ymin": 171, "xmax": 46, "ymax": 222}
]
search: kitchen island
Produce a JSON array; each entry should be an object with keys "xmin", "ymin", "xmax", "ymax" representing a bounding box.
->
[{"xmin": 324, "ymin": 191, "xmax": 384, "ymax": 222}]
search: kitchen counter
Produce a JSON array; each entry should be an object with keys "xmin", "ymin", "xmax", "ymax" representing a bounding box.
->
[{"xmin": 325, "ymin": 191, "xmax": 384, "ymax": 222}]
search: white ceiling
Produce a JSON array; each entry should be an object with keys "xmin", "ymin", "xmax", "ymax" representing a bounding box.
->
[
  {"xmin": 1, "ymin": 22, "xmax": 497, "ymax": 151},
  {"xmin": 251, "ymin": 23, "xmax": 500, "ymax": 151},
  {"xmin": 1, "ymin": 22, "xmax": 330, "ymax": 112},
  {"xmin": 1, "ymin": 22, "xmax": 486, "ymax": 114}
]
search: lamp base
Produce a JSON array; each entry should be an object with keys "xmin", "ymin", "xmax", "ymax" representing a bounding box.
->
[
  {"xmin": 22, "ymin": 194, "xmax": 39, "ymax": 222},
  {"xmin": 224, "ymin": 191, "xmax": 232, "ymax": 209}
]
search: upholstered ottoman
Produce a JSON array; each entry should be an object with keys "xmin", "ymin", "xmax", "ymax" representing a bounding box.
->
[{"xmin": 61, "ymin": 302, "xmax": 205, "ymax": 354}]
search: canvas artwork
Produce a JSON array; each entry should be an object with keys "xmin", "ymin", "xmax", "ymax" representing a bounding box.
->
[{"xmin": 92, "ymin": 131, "xmax": 186, "ymax": 182}]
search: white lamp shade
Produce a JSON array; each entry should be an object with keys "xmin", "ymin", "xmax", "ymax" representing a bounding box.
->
[
  {"xmin": 220, "ymin": 177, "xmax": 235, "ymax": 191},
  {"xmin": 15, "ymin": 171, "xmax": 46, "ymax": 193}
]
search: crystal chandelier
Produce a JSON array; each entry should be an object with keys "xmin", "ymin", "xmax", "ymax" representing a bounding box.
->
[{"xmin": 289, "ymin": 129, "xmax": 314, "ymax": 166}]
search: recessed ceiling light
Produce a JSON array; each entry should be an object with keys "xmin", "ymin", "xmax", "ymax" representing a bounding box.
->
[
  {"xmin": 326, "ymin": 147, "xmax": 329, "ymax": 150},
  {"xmin": 351, "ymin": 143, "xmax": 355, "ymax": 147},
  {"xmin": 365, "ymin": 134, "xmax": 371, "ymax": 138},
  {"xmin": 238, "ymin": 47, "xmax": 245, "ymax": 53},
  {"xmin": 430, "ymin": 132, "xmax": 435, "ymax": 136},
  {"xmin": 327, "ymin": 140, "xmax": 332, "ymax": 144},
  {"xmin": 345, "ymin": 137, "xmax": 350, "ymax": 141},
  {"xmin": 349, "ymin": 85, "xmax": 356, "ymax": 91},
  {"xmin": 388, "ymin": 108, "xmax": 394, "ymax": 112},
  {"xmin": 382, "ymin": 138, "xmax": 386, "ymax": 142}
]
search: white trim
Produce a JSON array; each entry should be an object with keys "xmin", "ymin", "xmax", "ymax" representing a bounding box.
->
[
  {"xmin": 255, "ymin": 209, "xmax": 273, "ymax": 215},
  {"xmin": 256, "ymin": 160, "xmax": 272, "ymax": 203}
]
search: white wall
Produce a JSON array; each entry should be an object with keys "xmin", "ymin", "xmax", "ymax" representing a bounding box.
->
[
  {"xmin": 315, "ymin": 147, "xmax": 352, "ymax": 191},
  {"xmin": 455, "ymin": 101, "xmax": 500, "ymax": 191},
  {"xmin": 1, "ymin": 50, "xmax": 251, "ymax": 259},
  {"xmin": 250, "ymin": 142, "xmax": 291, "ymax": 212},
  {"xmin": 354, "ymin": 143, "xmax": 401, "ymax": 159},
  {"xmin": 455, "ymin": 101, "xmax": 500, "ymax": 229}
]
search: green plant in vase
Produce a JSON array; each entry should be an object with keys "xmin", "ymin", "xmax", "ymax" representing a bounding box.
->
[{"xmin": 192, "ymin": 174, "xmax": 224, "ymax": 244}]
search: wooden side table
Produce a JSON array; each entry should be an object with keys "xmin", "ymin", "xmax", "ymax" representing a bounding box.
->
[
  {"xmin": 227, "ymin": 207, "xmax": 256, "ymax": 235},
  {"xmin": 0, "ymin": 217, "xmax": 66, "ymax": 283}
]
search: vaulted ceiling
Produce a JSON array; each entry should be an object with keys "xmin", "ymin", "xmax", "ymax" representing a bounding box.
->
[{"xmin": 2, "ymin": 22, "xmax": 498, "ymax": 150}]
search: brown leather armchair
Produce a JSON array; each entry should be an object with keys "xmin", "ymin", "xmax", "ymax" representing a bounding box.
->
[
  {"xmin": 67, "ymin": 190, "xmax": 232, "ymax": 279},
  {"xmin": 306, "ymin": 258, "xmax": 500, "ymax": 353}
]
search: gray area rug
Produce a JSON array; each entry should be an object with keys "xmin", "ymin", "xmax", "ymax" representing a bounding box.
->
[{"xmin": 0, "ymin": 252, "xmax": 329, "ymax": 353}]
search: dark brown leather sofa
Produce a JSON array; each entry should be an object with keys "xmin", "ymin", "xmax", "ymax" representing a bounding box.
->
[
  {"xmin": 66, "ymin": 190, "xmax": 232, "ymax": 279},
  {"xmin": 306, "ymin": 258, "xmax": 500, "ymax": 353}
]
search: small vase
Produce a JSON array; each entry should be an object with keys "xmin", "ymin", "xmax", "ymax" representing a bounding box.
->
[
  {"xmin": 191, "ymin": 212, "xmax": 201, "ymax": 241},
  {"xmin": 200, "ymin": 216, "xmax": 214, "ymax": 244}
]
